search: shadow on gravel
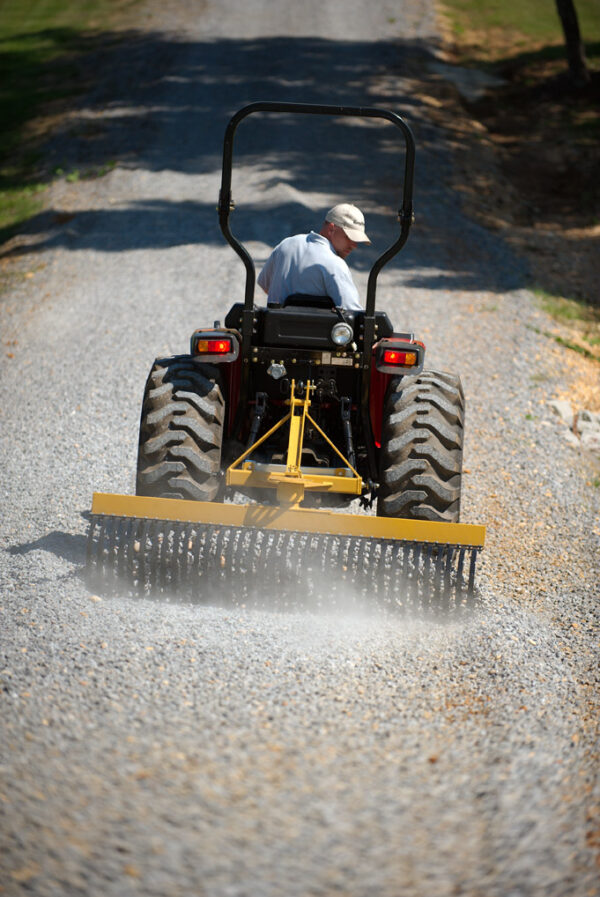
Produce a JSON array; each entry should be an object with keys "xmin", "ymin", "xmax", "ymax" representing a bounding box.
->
[
  {"xmin": 8, "ymin": 531, "xmax": 87, "ymax": 566},
  {"xmin": 2, "ymin": 31, "xmax": 527, "ymax": 293}
]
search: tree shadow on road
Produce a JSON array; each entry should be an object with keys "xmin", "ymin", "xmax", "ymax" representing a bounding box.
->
[{"xmin": 1, "ymin": 31, "xmax": 528, "ymax": 294}]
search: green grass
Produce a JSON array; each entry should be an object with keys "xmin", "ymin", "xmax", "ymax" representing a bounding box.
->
[
  {"xmin": 0, "ymin": 0, "xmax": 137, "ymax": 241},
  {"xmin": 533, "ymin": 287, "xmax": 600, "ymax": 340},
  {"xmin": 441, "ymin": 0, "xmax": 600, "ymax": 61},
  {"xmin": 532, "ymin": 287, "xmax": 600, "ymax": 361},
  {"xmin": 0, "ymin": 181, "xmax": 48, "ymax": 233},
  {"xmin": 527, "ymin": 323, "xmax": 595, "ymax": 360}
]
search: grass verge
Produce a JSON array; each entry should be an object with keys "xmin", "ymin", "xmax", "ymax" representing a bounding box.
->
[
  {"xmin": 437, "ymin": 0, "xmax": 599, "ymax": 372},
  {"xmin": 0, "ymin": 0, "xmax": 139, "ymax": 242},
  {"xmin": 440, "ymin": 0, "xmax": 600, "ymax": 64},
  {"xmin": 532, "ymin": 287, "xmax": 600, "ymax": 361}
]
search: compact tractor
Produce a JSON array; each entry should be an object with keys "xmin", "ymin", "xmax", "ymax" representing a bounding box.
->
[{"xmin": 87, "ymin": 103, "xmax": 485, "ymax": 608}]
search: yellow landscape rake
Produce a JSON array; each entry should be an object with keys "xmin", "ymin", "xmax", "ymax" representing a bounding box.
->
[{"xmin": 87, "ymin": 495, "xmax": 484, "ymax": 609}]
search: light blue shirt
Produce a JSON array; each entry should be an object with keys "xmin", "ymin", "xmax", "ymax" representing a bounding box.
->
[{"xmin": 257, "ymin": 232, "xmax": 362, "ymax": 311}]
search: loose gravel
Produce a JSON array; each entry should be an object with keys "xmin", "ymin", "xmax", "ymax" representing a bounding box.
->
[{"xmin": 1, "ymin": 1, "xmax": 599, "ymax": 895}]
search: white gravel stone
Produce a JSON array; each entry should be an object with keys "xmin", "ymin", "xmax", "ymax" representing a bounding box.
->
[
  {"xmin": 576, "ymin": 410, "xmax": 600, "ymax": 434},
  {"xmin": 580, "ymin": 429, "xmax": 600, "ymax": 454},
  {"xmin": 579, "ymin": 409, "xmax": 600, "ymax": 426},
  {"xmin": 563, "ymin": 430, "xmax": 581, "ymax": 448},
  {"xmin": 548, "ymin": 399, "xmax": 574, "ymax": 428}
]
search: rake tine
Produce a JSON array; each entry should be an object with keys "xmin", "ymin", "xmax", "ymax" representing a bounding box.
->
[
  {"xmin": 145, "ymin": 520, "xmax": 158, "ymax": 594},
  {"xmin": 380, "ymin": 541, "xmax": 394, "ymax": 607},
  {"xmin": 205, "ymin": 525, "xmax": 217, "ymax": 575},
  {"xmin": 260, "ymin": 527, "xmax": 273, "ymax": 570},
  {"xmin": 433, "ymin": 544, "xmax": 445, "ymax": 605},
  {"xmin": 418, "ymin": 544, "xmax": 428, "ymax": 608},
  {"xmin": 116, "ymin": 517, "xmax": 130, "ymax": 582},
  {"xmin": 243, "ymin": 527, "xmax": 256, "ymax": 578},
  {"xmin": 340, "ymin": 536, "xmax": 351, "ymax": 582},
  {"xmin": 171, "ymin": 522, "xmax": 184, "ymax": 592},
  {"xmin": 157, "ymin": 520, "xmax": 172, "ymax": 592},
  {"xmin": 376, "ymin": 540, "xmax": 389, "ymax": 599},
  {"xmin": 389, "ymin": 541, "xmax": 404, "ymax": 608},
  {"xmin": 467, "ymin": 548, "xmax": 478, "ymax": 603},
  {"xmin": 346, "ymin": 535, "xmax": 358, "ymax": 583},
  {"xmin": 222, "ymin": 529, "xmax": 238, "ymax": 601},
  {"xmin": 442, "ymin": 545, "xmax": 455, "ymax": 611},
  {"xmin": 223, "ymin": 526, "xmax": 236, "ymax": 583},
  {"xmin": 201, "ymin": 525, "xmax": 213, "ymax": 576},
  {"xmin": 358, "ymin": 535, "xmax": 370, "ymax": 590},
  {"xmin": 242, "ymin": 527, "xmax": 257, "ymax": 601},
  {"xmin": 183, "ymin": 523, "xmax": 196, "ymax": 589},
  {"xmin": 272, "ymin": 530, "xmax": 286, "ymax": 581},
  {"xmin": 105, "ymin": 516, "xmax": 119, "ymax": 582},
  {"xmin": 409, "ymin": 542, "xmax": 421, "ymax": 607},
  {"xmin": 402, "ymin": 543, "xmax": 411, "ymax": 589},
  {"xmin": 365, "ymin": 539, "xmax": 378, "ymax": 597},
  {"xmin": 126, "ymin": 517, "xmax": 141, "ymax": 587},
  {"xmin": 191, "ymin": 526, "xmax": 203, "ymax": 582},
  {"xmin": 456, "ymin": 546, "xmax": 466, "ymax": 601},
  {"xmin": 137, "ymin": 518, "xmax": 150, "ymax": 592},
  {"xmin": 421, "ymin": 543, "xmax": 434, "ymax": 607},
  {"xmin": 303, "ymin": 532, "xmax": 316, "ymax": 588},
  {"xmin": 252, "ymin": 527, "xmax": 265, "ymax": 576},
  {"xmin": 210, "ymin": 526, "xmax": 224, "ymax": 579},
  {"xmin": 327, "ymin": 535, "xmax": 342, "ymax": 605},
  {"xmin": 169, "ymin": 522, "xmax": 183, "ymax": 591}
]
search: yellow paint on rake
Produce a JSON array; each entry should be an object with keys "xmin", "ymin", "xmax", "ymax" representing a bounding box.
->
[{"xmin": 90, "ymin": 493, "xmax": 486, "ymax": 548}]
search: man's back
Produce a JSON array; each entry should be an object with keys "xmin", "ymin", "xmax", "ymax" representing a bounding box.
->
[{"xmin": 257, "ymin": 231, "xmax": 362, "ymax": 310}]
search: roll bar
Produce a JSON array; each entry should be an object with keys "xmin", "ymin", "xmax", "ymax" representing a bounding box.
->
[{"xmin": 218, "ymin": 101, "xmax": 415, "ymax": 319}]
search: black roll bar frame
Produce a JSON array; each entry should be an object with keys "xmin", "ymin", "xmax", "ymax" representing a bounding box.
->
[
  {"xmin": 218, "ymin": 101, "xmax": 415, "ymax": 322},
  {"xmin": 217, "ymin": 102, "xmax": 415, "ymax": 480}
]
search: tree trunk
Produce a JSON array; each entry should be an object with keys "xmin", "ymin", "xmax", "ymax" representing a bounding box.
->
[{"xmin": 555, "ymin": 0, "xmax": 591, "ymax": 86}]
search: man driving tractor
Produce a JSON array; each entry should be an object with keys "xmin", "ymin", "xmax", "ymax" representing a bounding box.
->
[{"xmin": 257, "ymin": 203, "xmax": 371, "ymax": 310}]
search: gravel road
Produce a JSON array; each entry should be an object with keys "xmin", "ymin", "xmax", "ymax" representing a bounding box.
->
[{"xmin": 1, "ymin": 1, "xmax": 599, "ymax": 895}]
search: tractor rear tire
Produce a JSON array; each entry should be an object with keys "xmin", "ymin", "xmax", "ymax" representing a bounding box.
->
[
  {"xmin": 136, "ymin": 356, "xmax": 225, "ymax": 502},
  {"xmin": 377, "ymin": 370, "xmax": 464, "ymax": 523}
]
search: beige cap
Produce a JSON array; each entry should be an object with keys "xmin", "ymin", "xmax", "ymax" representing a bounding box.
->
[{"xmin": 325, "ymin": 203, "xmax": 371, "ymax": 244}]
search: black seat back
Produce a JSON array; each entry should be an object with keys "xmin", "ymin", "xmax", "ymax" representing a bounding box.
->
[{"xmin": 224, "ymin": 302, "xmax": 394, "ymax": 348}]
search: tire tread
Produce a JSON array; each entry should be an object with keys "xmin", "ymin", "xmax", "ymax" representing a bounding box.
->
[
  {"xmin": 378, "ymin": 370, "xmax": 464, "ymax": 523},
  {"xmin": 136, "ymin": 355, "xmax": 224, "ymax": 502}
]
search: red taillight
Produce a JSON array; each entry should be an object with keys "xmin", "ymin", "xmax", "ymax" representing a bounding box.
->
[
  {"xmin": 382, "ymin": 349, "xmax": 417, "ymax": 366},
  {"xmin": 196, "ymin": 338, "xmax": 232, "ymax": 354}
]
